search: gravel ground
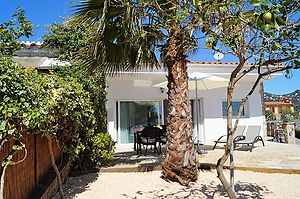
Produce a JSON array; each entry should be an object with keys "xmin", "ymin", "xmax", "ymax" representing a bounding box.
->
[{"xmin": 52, "ymin": 170, "xmax": 300, "ymax": 199}]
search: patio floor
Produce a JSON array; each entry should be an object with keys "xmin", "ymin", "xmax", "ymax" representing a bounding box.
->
[{"xmin": 102, "ymin": 141, "xmax": 300, "ymax": 174}]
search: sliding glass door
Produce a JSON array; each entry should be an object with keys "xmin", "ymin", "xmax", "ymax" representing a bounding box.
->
[
  {"xmin": 118, "ymin": 101, "xmax": 163, "ymax": 144},
  {"xmin": 117, "ymin": 99, "xmax": 204, "ymax": 144}
]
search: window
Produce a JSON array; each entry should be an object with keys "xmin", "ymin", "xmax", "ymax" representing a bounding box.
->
[
  {"xmin": 222, "ymin": 101, "xmax": 245, "ymax": 117},
  {"xmin": 118, "ymin": 101, "xmax": 163, "ymax": 144}
]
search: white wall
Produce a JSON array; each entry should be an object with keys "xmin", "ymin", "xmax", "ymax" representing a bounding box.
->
[
  {"xmin": 106, "ymin": 73, "xmax": 265, "ymax": 144},
  {"xmin": 196, "ymin": 82, "xmax": 264, "ymax": 144},
  {"xmin": 106, "ymin": 79, "xmax": 167, "ymax": 142}
]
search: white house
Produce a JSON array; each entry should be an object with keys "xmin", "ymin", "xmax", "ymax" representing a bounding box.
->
[
  {"xmin": 106, "ymin": 61, "xmax": 275, "ymax": 145},
  {"xmin": 14, "ymin": 42, "xmax": 277, "ymax": 146}
]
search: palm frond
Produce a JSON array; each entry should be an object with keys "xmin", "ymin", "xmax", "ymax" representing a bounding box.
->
[{"xmin": 71, "ymin": 0, "xmax": 161, "ymax": 75}]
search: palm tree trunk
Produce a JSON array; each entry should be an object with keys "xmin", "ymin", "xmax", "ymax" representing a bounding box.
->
[{"xmin": 161, "ymin": 29, "xmax": 199, "ymax": 186}]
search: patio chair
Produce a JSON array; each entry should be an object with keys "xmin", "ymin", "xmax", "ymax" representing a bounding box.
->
[
  {"xmin": 234, "ymin": 126, "xmax": 265, "ymax": 152},
  {"xmin": 137, "ymin": 126, "xmax": 161, "ymax": 155},
  {"xmin": 132, "ymin": 125, "xmax": 145, "ymax": 151},
  {"xmin": 213, "ymin": 126, "xmax": 246, "ymax": 149},
  {"xmin": 158, "ymin": 125, "xmax": 167, "ymax": 154}
]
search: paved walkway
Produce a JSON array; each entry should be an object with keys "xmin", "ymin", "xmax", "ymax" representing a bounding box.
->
[
  {"xmin": 103, "ymin": 141, "xmax": 300, "ymax": 174},
  {"xmin": 201, "ymin": 141, "xmax": 300, "ymax": 172}
]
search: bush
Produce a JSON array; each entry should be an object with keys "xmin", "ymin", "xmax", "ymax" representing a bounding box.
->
[
  {"xmin": 53, "ymin": 65, "xmax": 107, "ymax": 132},
  {"xmin": 43, "ymin": 22, "xmax": 114, "ymax": 169},
  {"xmin": 296, "ymin": 128, "xmax": 300, "ymax": 139},
  {"xmin": 89, "ymin": 133, "xmax": 115, "ymax": 165},
  {"xmin": 0, "ymin": 58, "xmax": 115, "ymax": 169},
  {"xmin": 74, "ymin": 132, "xmax": 115, "ymax": 170},
  {"xmin": 265, "ymin": 110, "xmax": 276, "ymax": 121}
]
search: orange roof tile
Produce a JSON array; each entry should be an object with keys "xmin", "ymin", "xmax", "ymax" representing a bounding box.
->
[
  {"xmin": 265, "ymin": 102, "xmax": 293, "ymax": 106},
  {"xmin": 20, "ymin": 41, "xmax": 44, "ymax": 49}
]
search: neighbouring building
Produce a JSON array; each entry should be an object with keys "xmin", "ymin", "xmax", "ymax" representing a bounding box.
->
[{"xmin": 265, "ymin": 98, "xmax": 295, "ymax": 115}]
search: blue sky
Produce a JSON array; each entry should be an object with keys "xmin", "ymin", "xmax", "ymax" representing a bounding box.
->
[{"xmin": 1, "ymin": 0, "xmax": 299, "ymax": 95}]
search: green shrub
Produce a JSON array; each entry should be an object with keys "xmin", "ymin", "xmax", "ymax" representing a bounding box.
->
[
  {"xmin": 43, "ymin": 22, "xmax": 114, "ymax": 169},
  {"xmin": 0, "ymin": 58, "xmax": 115, "ymax": 169},
  {"xmin": 74, "ymin": 132, "xmax": 115, "ymax": 170},
  {"xmin": 90, "ymin": 132, "xmax": 115, "ymax": 164},
  {"xmin": 0, "ymin": 57, "xmax": 41, "ymax": 142},
  {"xmin": 265, "ymin": 110, "xmax": 276, "ymax": 121},
  {"xmin": 53, "ymin": 65, "xmax": 107, "ymax": 132}
]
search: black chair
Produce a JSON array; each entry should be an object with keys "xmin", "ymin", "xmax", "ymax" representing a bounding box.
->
[
  {"xmin": 158, "ymin": 125, "xmax": 167, "ymax": 154},
  {"xmin": 137, "ymin": 126, "xmax": 161, "ymax": 155},
  {"xmin": 132, "ymin": 125, "xmax": 145, "ymax": 151}
]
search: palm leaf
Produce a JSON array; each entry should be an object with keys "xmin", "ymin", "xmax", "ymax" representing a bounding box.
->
[{"xmin": 71, "ymin": 0, "xmax": 161, "ymax": 75}]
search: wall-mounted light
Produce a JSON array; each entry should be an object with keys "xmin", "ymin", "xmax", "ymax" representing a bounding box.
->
[{"xmin": 160, "ymin": 87, "xmax": 165, "ymax": 93}]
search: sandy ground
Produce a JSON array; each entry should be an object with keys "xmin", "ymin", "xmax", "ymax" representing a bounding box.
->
[{"xmin": 52, "ymin": 170, "xmax": 300, "ymax": 199}]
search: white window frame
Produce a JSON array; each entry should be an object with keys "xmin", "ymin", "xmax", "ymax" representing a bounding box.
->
[
  {"xmin": 116, "ymin": 99, "xmax": 165, "ymax": 144},
  {"xmin": 222, "ymin": 100, "xmax": 249, "ymax": 118}
]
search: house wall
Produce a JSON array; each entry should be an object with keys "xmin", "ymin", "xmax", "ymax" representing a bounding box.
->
[
  {"xmin": 106, "ymin": 79, "xmax": 168, "ymax": 142},
  {"xmin": 106, "ymin": 77, "xmax": 264, "ymax": 145},
  {"xmin": 197, "ymin": 82, "xmax": 264, "ymax": 144}
]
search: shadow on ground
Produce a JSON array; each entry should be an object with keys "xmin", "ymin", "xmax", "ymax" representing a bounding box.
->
[
  {"xmin": 210, "ymin": 144, "xmax": 264, "ymax": 152},
  {"xmin": 124, "ymin": 181, "xmax": 272, "ymax": 199},
  {"xmin": 107, "ymin": 150, "xmax": 164, "ymax": 167},
  {"xmin": 106, "ymin": 145, "xmax": 214, "ymax": 169},
  {"xmin": 51, "ymin": 173, "xmax": 98, "ymax": 199}
]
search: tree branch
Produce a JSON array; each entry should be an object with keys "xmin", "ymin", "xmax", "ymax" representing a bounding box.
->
[
  {"xmin": 46, "ymin": 134, "xmax": 65, "ymax": 199},
  {"xmin": 230, "ymin": 54, "xmax": 245, "ymax": 81},
  {"xmin": 260, "ymin": 50, "xmax": 300, "ymax": 66}
]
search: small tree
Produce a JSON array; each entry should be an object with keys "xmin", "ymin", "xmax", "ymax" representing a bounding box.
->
[
  {"xmin": 0, "ymin": 7, "xmax": 32, "ymax": 55},
  {"xmin": 196, "ymin": 0, "xmax": 299, "ymax": 198}
]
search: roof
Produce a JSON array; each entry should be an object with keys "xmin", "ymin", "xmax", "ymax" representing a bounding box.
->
[
  {"xmin": 15, "ymin": 41, "xmax": 58, "ymax": 57},
  {"xmin": 188, "ymin": 61, "xmax": 248, "ymax": 65},
  {"xmin": 188, "ymin": 61, "xmax": 284, "ymax": 67},
  {"xmin": 20, "ymin": 41, "xmax": 44, "ymax": 49},
  {"xmin": 12, "ymin": 57, "xmax": 69, "ymax": 69},
  {"xmin": 265, "ymin": 102, "xmax": 294, "ymax": 106},
  {"xmin": 18, "ymin": 42, "xmax": 285, "ymax": 66}
]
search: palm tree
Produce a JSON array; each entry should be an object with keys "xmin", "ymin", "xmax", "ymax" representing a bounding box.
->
[{"xmin": 72, "ymin": 0, "xmax": 199, "ymax": 185}]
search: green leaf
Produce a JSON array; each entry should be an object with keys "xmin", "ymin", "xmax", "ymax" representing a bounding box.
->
[
  {"xmin": 8, "ymin": 129, "xmax": 15, "ymax": 135},
  {"xmin": 274, "ymin": 20, "xmax": 280, "ymax": 31},
  {"xmin": 263, "ymin": 24, "xmax": 271, "ymax": 34},
  {"xmin": 4, "ymin": 97, "xmax": 10, "ymax": 102},
  {"xmin": 0, "ymin": 121, "xmax": 6, "ymax": 131},
  {"xmin": 23, "ymin": 120, "xmax": 30, "ymax": 126},
  {"xmin": 272, "ymin": 42, "xmax": 282, "ymax": 50},
  {"xmin": 250, "ymin": 0, "xmax": 263, "ymax": 6},
  {"xmin": 276, "ymin": 17, "xmax": 286, "ymax": 25},
  {"xmin": 12, "ymin": 144, "xmax": 24, "ymax": 151},
  {"xmin": 242, "ymin": 11, "xmax": 255, "ymax": 18}
]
